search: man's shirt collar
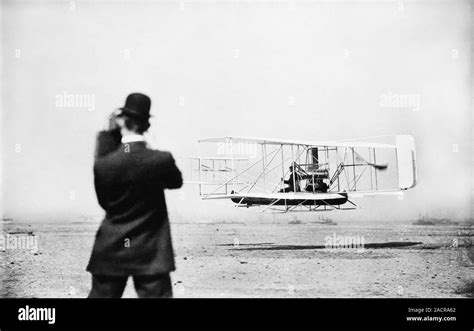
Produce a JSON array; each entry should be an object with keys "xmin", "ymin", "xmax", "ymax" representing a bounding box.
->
[{"xmin": 121, "ymin": 134, "xmax": 145, "ymax": 144}]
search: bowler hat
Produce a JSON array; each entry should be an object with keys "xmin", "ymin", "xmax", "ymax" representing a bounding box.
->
[{"xmin": 118, "ymin": 93, "xmax": 151, "ymax": 120}]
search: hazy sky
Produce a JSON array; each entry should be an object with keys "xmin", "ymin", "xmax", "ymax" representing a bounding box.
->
[{"xmin": 1, "ymin": 0, "xmax": 472, "ymax": 222}]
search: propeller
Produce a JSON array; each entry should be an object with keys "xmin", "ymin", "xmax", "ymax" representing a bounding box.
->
[
  {"xmin": 355, "ymin": 152, "xmax": 388, "ymax": 171},
  {"xmin": 367, "ymin": 162, "xmax": 388, "ymax": 171}
]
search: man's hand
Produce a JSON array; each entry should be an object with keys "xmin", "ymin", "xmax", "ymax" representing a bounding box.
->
[{"xmin": 107, "ymin": 109, "xmax": 122, "ymax": 131}]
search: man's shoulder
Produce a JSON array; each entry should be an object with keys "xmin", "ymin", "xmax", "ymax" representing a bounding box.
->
[
  {"xmin": 95, "ymin": 130, "xmax": 121, "ymax": 159},
  {"xmin": 146, "ymin": 148, "xmax": 175, "ymax": 163},
  {"xmin": 96, "ymin": 130, "xmax": 121, "ymax": 143}
]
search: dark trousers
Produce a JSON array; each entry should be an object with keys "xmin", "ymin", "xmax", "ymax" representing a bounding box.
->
[
  {"xmin": 279, "ymin": 186, "xmax": 299, "ymax": 193},
  {"xmin": 88, "ymin": 273, "xmax": 172, "ymax": 298}
]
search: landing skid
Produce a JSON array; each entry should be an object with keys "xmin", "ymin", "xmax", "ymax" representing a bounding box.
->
[{"xmin": 234, "ymin": 198, "xmax": 359, "ymax": 213}]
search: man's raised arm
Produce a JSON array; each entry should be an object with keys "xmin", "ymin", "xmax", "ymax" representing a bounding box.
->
[
  {"xmin": 94, "ymin": 130, "xmax": 121, "ymax": 160},
  {"xmin": 160, "ymin": 152, "xmax": 183, "ymax": 189}
]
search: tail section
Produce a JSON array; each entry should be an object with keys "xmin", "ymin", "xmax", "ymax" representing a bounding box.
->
[{"xmin": 396, "ymin": 135, "xmax": 417, "ymax": 190}]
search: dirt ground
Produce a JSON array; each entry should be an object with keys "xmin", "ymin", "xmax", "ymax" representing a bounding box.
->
[{"xmin": 1, "ymin": 218, "xmax": 473, "ymax": 298}]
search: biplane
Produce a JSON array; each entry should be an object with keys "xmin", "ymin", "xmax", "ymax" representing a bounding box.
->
[{"xmin": 181, "ymin": 135, "xmax": 417, "ymax": 213}]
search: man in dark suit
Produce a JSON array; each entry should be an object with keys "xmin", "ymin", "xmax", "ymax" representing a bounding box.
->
[
  {"xmin": 280, "ymin": 164, "xmax": 303, "ymax": 193},
  {"xmin": 87, "ymin": 93, "xmax": 183, "ymax": 298}
]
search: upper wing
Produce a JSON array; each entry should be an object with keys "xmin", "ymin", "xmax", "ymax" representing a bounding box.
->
[{"xmin": 198, "ymin": 136, "xmax": 396, "ymax": 149}]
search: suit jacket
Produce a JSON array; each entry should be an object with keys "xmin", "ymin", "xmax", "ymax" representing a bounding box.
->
[
  {"xmin": 87, "ymin": 130, "xmax": 183, "ymax": 275},
  {"xmin": 284, "ymin": 173, "xmax": 303, "ymax": 185}
]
